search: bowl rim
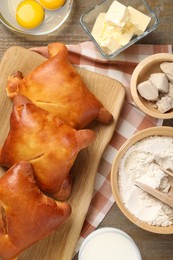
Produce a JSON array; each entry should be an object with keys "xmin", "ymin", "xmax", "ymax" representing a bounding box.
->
[
  {"xmin": 111, "ymin": 126, "xmax": 173, "ymax": 234},
  {"xmin": 78, "ymin": 227, "xmax": 142, "ymax": 260},
  {"xmin": 80, "ymin": 0, "xmax": 159, "ymax": 60},
  {"xmin": 130, "ymin": 53, "xmax": 173, "ymax": 119},
  {"xmin": 0, "ymin": 0, "xmax": 73, "ymax": 36}
]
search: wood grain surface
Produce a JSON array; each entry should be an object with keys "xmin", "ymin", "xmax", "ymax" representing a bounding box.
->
[
  {"xmin": 0, "ymin": 1, "xmax": 173, "ymax": 260},
  {"xmin": 0, "ymin": 46, "xmax": 125, "ymax": 259},
  {"xmin": 0, "ymin": 0, "xmax": 172, "ymax": 60}
]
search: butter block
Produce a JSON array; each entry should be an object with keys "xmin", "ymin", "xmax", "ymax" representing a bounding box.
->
[
  {"xmin": 92, "ymin": 13, "xmax": 121, "ymax": 54},
  {"xmin": 92, "ymin": 14, "xmax": 133, "ymax": 54},
  {"xmin": 127, "ymin": 6, "xmax": 151, "ymax": 35},
  {"xmin": 106, "ymin": 0, "xmax": 128, "ymax": 27},
  {"xmin": 101, "ymin": 24, "xmax": 117, "ymax": 42},
  {"xmin": 91, "ymin": 13, "xmax": 106, "ymax": 43},
  {"xmin": 100, "ymin": 34, "xmax": 121, "ymax": 54},
  {"xmin": 118, "ymin": 31, "xmax": 133, "ymax": 46}
]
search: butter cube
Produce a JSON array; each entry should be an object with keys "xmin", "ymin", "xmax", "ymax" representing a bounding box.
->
[
  {"xmin": 91, "ymin": 13, "xmax": 107, "ymax": 43},
  {"xmin": 106, "ymin": 0, "xmax": 128, "ymax": 27},
  {"xmin": 99, "ymin": 28, "xmax": 133, "ymax": 54},
  {"xmin": 101, "ymin": 24, "xmax": 117, "ymax": 41},
  {"xmin": 127, "ymin": 6, "xmax": 151, "ymax": 35},
  {"xmin": 100, "ymin": 32, "xmax": 121, "ymax": 54},
  {"xmin": 91, "ymin": 12, "xmax": 122, "ymax": 54},
  {"xmin": 118, "ymin": 31, "xmax": 133, "ymax": 46}
]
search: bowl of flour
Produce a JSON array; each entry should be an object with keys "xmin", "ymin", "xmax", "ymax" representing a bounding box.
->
[{"xmin": 111, "ymin": 126, "xmax": 173, "ymax": 234}]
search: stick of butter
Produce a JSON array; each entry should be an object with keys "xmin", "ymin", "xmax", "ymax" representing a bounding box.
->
[{"xmin": 127, "ymin": 6, "xmax": 151, "ymax": 35}]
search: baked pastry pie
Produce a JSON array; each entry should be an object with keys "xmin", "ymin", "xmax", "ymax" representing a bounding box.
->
[
  {"xmin": 0, "ymin": 161, "xmax": 71, "ymax": 260},
  {"xmin": 6, "ymin": 42, "xmax": 113, "ymax": 129},
  {"xmin": 0, "ymin": 95, "xmax": 95, "ymax": 200}
]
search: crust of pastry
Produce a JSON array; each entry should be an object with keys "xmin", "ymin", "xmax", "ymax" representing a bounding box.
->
[
  {"xmin": 0, "ymin": 95, "xmax": 95, "ymax": 200},
  {"xmin": 0, "ymin": 161, "xmax": 71, "ymax": 259},
  {"xmin": 6, "ymin": 42, "xmax": 113, "ymax": 129}
]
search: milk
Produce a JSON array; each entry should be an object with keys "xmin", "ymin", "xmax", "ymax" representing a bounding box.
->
[{"xmin": 79, "ymin": 228, "xmax": 142, "ymax": 260}]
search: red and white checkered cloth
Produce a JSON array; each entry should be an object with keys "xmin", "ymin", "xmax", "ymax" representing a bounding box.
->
[{"xmin": 66, "ymin": 42, "xmax": 172, "ymax": 253}]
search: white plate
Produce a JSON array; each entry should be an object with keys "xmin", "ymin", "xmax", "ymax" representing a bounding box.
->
[{"xmin": 0, "ymin": 0, "xmax": 73, "ymax": 35}]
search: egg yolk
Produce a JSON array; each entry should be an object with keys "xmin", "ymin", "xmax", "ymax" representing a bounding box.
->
[
  {"xmin": 39, "ymin": 0, "xmax": 66, "ymax": 10},
  {"xmin": 16, "ymin": 0, "xmax": 45, "ymax": 29}
]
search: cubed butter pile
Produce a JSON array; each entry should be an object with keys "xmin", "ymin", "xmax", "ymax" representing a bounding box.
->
[{"xmin": 91, "ymin": 0, "xmax": 151, "ymax": 54}]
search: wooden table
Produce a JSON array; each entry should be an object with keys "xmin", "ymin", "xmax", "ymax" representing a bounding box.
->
[{"xmin": 0, "ymin": 1, "xmax": 173, "ymax": 259}]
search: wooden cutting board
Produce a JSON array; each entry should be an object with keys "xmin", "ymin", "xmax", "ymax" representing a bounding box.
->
[{"xmin": 0, "ymin": 46, "xmax": 125, "ymax": 260}]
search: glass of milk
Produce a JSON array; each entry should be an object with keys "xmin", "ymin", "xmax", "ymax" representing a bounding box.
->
[{"xmin": 78, "ymin": 227, "xmax": 142, "ymax": 260}]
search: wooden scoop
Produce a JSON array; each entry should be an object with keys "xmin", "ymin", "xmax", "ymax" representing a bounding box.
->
[{"xmin": 135, "ymin": 165, "xmax": 173, "ymax": 208}]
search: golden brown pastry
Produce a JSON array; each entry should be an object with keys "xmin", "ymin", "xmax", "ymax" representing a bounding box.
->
[
  {"xmin": 0, "ymin": 95, "xmax": 95, "ymax": 200},
  {"xmin": 6, "ymin": 42, "xmax": 113, "ymax": 129},
  {"xmin": 0, "ymin": 161, "xmax": 71, "ymax": 260}
]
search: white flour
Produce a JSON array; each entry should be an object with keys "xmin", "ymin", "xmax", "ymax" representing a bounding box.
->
[{"xmin": 118, "ymin": 136, "xmax": 173, "ymax": 226}]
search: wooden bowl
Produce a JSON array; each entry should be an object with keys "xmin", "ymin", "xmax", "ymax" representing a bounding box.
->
[
  {"xmin": 130, "ymin": 53, "xmax": 173, "ymax": 119},
  {"xmin": 111, "ymin": 126, "xmax": 173, "ymax": 234}
]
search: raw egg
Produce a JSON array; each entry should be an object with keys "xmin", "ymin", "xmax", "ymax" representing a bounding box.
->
[
  {"xmin": 39, "ymin": 0, "xmax": 66, "ymax": 10},
  {"xmin": 16, "ymin": 0, "xmax": 45, "ymax": 29}
]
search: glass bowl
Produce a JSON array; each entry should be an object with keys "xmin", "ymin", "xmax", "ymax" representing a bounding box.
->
[
  {"xmin": 80, "ymin": 0, "xmax": 159, "ymax": 59},
  {"xmin": 78, "ymin": 228, "xmax": 142, "ymax": 260},
  {"xmin": 0, "ymin": 0, "xmax": 73, "ymax": 36}
]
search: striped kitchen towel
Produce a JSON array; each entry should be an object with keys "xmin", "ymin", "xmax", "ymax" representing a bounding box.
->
[{"xmin": 66, "ymin": 42, "xmax": 172, "ymax": 253}]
